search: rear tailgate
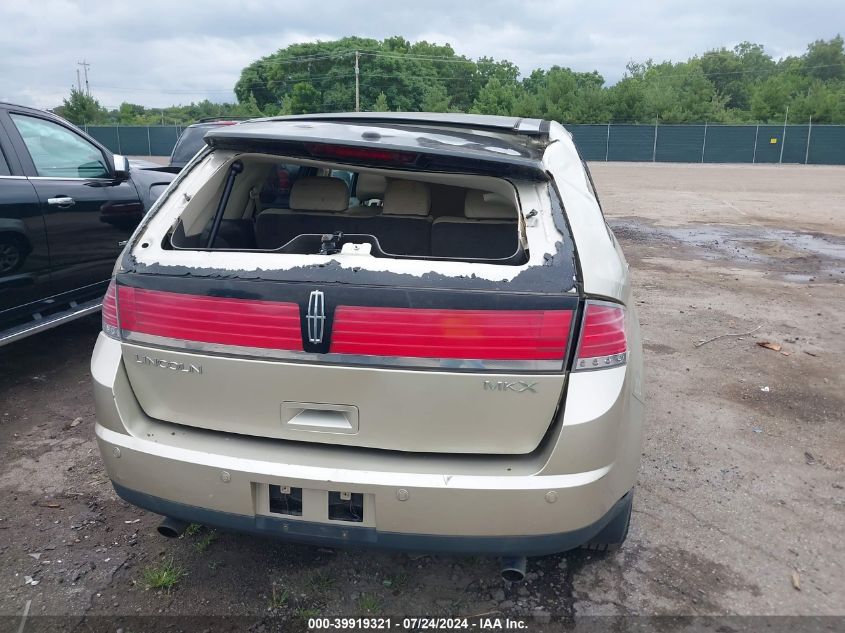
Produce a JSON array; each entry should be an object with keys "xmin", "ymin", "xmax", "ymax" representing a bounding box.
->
[{"xmin": 114, "ymin": 275, "xmax": 579, "ymax": 454}]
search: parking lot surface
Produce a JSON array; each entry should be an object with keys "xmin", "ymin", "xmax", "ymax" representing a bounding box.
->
[{"xmin": 0, "ymin": 163, "xmax": 843, "ymax": 626}]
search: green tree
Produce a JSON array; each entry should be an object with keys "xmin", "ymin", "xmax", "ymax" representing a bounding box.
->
[
  {"xmin": 750, "ymin": 74, "xmax": 797, "ymax": 121},
  {"xmin": 371, "ymin": 92, "xmax": 390, "ymax": 112},
  {"xmin": 282, "ymin": 82, "xmax": 321, "ymax": 115},
  {"xmin": 49, "ymin": 35, "xmax": 845, "ymax": 127},
  {"xmin": 55, "ymin": 88, "xmax": 106, "ymax": 125},
  {"xmin": 802, "ymin": 35, "xmax": 844, "ymax": 81},
  {"xmin": 420, "ymin": 83, "xmax": 451, "ymax": 112},
  {"xmin": 699, "ymin": 42, "xmax": 776, "ymax": 111},
  {"xmin": 470, "ymin": 78, "xmax": 523, "ymax": 115},
  {"xmin": 234, "ymin": 92, "xmax": 264, "ymax": 117}
]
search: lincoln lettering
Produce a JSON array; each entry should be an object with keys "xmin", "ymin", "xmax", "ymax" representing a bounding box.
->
[
  {"xmin": 483, "ymin": 380, "xmax": 538, "ymax": 393},
  {"xmin": 134, "ymin": 354, "xmax": 202, "ymax": 374}
]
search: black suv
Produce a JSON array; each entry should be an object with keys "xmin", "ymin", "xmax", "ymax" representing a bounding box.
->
[
  {"xmin": 168, "ymin": 119, "xmax": 243, "ymax": 170},
  {"xmin": 0, "ymin": 102, "xmax": 176, "ymax": 345}
]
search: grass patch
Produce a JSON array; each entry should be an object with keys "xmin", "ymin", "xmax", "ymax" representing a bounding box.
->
[
  {"xmin": 142, "ymin": 558, "xmax": 185, "ymax": 591},
  {"xmin": 194, "ymin": 530, "xmax": 218, "ymax": 553},
  {"xmin": 268, "ymin": 584, "xmax": 289, "ymax": 610},
  {"xmin": 307, "ymin": 571, "xmax": 335, "ymax": 594},
  {"xmin": 383, "ymin": 571, "xmax": 409, "ymax": 591},
  {"xmin": 296, "ymin": 607, "xmax": 322, "ymax": 620},
  {"xmin": 357, "ymin": 593, "xmax": 382, "ymax": 614},
  {"xmin": 183, "ymin": 523, "xmax": 203, "ymax": 537}
]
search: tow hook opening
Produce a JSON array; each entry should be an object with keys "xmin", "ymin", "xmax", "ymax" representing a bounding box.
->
[
  {"xmin": 328, "ymin": 491, "xmax": 364, "ymax": 522},
  {"xmin": 269, "ymin": 485, "xmax": 303, "ymax": 516}
]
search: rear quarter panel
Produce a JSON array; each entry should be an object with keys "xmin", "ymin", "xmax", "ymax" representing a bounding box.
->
[{"xmin": 544, "ymin": 123, "xmax": 629, "ymax": 302}]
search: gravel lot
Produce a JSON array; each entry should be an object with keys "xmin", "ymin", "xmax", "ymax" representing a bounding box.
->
[{"xmin": 0, "ymin": 163, "xmax": 843, "ymax": 628}]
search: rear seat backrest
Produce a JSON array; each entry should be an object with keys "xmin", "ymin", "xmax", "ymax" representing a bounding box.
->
[
  {"xmin": 463, "ymin": 190, "xmax": 517, "ymax": 220},
  {"xmin": 364, "ymin": 179, "xmax": 432, "ymax": 255},
  {"xmin": 347, "ymin": 173, "xmax": 387, "ymax": 217},
  {"xmin": 382, "ymin": 180, "xmax": 431, "ymax": 217},
  {"xmin": 256, "ymin": 176, "xmax": 352, "ymax": 249},
  {"xmin": 431, "ymin": 190, "xmax": 519, "ymax": 259},
  {"xmin": 289, "ymin": 176, "xmax": 349, "ymax": 212}
]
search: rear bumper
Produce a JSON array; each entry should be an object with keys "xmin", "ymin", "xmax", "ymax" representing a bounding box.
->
[
  {"xmin": 93, "ymin": 332, "xmax": 644, "ymax": 555},
  {"xmin": 113, "ymin": 482, "xmax": 633, "ymax": 556}
]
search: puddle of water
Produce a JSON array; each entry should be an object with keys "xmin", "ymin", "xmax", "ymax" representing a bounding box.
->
[{"xmin": 610, "ymin": 220, "xmax": 845, "ymax": 279}]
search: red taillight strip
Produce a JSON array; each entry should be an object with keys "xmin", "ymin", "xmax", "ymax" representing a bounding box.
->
[
  {"xmin": 117, "ymin": 286, "xmax": 303, "ymax": 351},
  {"xmin": 102, "ymin": 281, "xmax": 120, "ymax": 339},
  {"xmin": 330, "ymin": 307, "xmax": 572, "ymax": 361},
  {"xmin": 574, "ymin": 301, "xmax": 627, "ymax": 371}
]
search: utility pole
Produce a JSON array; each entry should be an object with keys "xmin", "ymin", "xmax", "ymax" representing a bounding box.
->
[
  {"xmin": 354, "ymin": 51, "xmax": 360, "ymax": 112},
  {"xmin": 78, "ymin": 60, "xmax": 91, "ymax": 96},
  {"xmin": 76, "ymin": 68, "xmax": 82, "ymax": 92}
]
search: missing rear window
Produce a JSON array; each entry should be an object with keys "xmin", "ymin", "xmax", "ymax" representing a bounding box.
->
[{"xmin": 166, "ymin": 155, "xmax": 527, "ymax": 264}]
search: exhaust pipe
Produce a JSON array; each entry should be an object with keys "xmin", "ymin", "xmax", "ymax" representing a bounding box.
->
[
  {"xmin": 157, "ymin": 517, "xmax": 189, "ymax": 538},
  {"xmin": 500, "ymin": 556, "xmax": 527, "ymax": 582}
]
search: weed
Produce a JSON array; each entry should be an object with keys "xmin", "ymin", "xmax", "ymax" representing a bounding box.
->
[
  {"xmin": 268, "ymin": 584, "xmax": 289, "ymax": 610},
  {"xmin": 383, "ymin": 571, "xmax": 409, "ymax": 591},
  {"xmin": 142, "ymin": 558, "xmax": 185, "ymax": 591},
  {"xmin": 183, "ymin": 523, "xmax": 203, "ymax": 537},
  {"xmin": 295, "ymin": 607, "xmax": 322, "ymax": 620},
  {"xmin": 307, "ymin": 571, "xmax": 335, "ymax": 594},
  {"xmin": 194, "ymin": 530, "xmax": 218, "ymax": 553},
  {"xmin": 357, "ymin": 593, "xmax": 382, "ymax": 613}
]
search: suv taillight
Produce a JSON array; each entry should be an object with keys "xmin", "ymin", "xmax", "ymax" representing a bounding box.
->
[
  {"xmin": 102, "ymin": 280, "xmax": 120, "ymax": 339},
  {"xmin": 330, "ymin": 306, "xmax": 572, "ymax": 366},
  {"xmin": 573, "ymin": 301, "xmax": 627, "ymax": 371}
]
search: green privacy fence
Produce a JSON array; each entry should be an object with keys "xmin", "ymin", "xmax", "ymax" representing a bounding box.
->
[
  {"xmin": 566, "ymin": 123, "xmax": 845, "ymax": 165},
  {"xmin": 83, "ymin": 123, "xmax": 845, "ymax": 165},
  {"xmin": 83, "ymin": 125, "xmax": 184, "ymax": 158}
]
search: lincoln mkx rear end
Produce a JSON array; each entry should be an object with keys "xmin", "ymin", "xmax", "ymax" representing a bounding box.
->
[{"xmin": 92, "ymin": 113, "xmax": 644, "ymax": 575}]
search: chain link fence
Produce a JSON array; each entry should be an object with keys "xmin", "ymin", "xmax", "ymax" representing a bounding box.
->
[{"xmin": 84, "ymin": 123, "xmax": 845, "ymax": 165}]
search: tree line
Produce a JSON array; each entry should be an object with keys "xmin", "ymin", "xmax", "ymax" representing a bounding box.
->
[{"xmin": 56, "ymin": 35, "xmax": 845, "ymax": 126}]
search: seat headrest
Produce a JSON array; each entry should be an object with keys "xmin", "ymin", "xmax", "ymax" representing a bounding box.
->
[
  {"xmin": 382, "ymin": 180, "xmax": 431, "ymax": 216},
  {"xmin": 355, "ymin": 173, "xmax": 387, "ymax": 201},
  {"xmin": 464, "ymin": 190, "xmax": 517, "ymax": 220},
  {"xmin": 289, "ymin": 177, "xmax": 349, "ymax": 212}
]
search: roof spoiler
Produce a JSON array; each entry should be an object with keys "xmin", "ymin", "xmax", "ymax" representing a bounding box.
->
[
  {"xmin": 254, "ymin": 112, "xmax": 551, "ymax": 137},
  {"xmin": 205, "ymin": 129, "xmax": 549, "ymax": 181}
]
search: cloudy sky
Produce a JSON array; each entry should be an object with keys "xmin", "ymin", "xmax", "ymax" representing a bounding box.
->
[{"xmin": 1, "ymin": 1, "xmax": 840, "ymax": 109}]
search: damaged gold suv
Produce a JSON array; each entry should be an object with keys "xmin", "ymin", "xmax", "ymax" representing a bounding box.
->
[{"xmin": 92, "ymin": 113, "xmax": 644, "ymax": 579}]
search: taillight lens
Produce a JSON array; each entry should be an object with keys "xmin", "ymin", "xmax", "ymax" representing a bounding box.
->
[
  {"xmin": 117, "ymin": 287, "xmax": 303, "ymax": 351},
  {"xmin": 330, "ymin": 307, "xmax": 572, "ymax": 365},
  {"xmin": 574, "ymin": 301, "xmax": 627, "ymax": 371},
  {"xmin": 102, "ymin": 281, "xmax": 120, "ymax": 339}
]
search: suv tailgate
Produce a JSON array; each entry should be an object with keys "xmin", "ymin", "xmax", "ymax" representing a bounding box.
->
[{"xmin": 115, "ymin": 276, "xmax": 578, "ymax": 454}]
